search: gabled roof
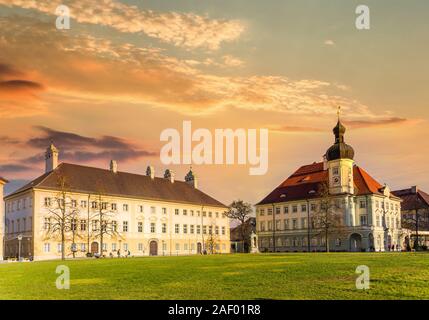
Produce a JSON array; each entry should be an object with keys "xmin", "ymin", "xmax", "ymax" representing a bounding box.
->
[
  {"xmin": 392, "ymin": 187, "xmax": 429, "ymax": 211},
  {"xmin": 5, "ymin": 163, "xmax": 226, "ymax": 208},
  {"xmin": 257, "ymin": 162, "xmax": 396, "ymax": 205}
]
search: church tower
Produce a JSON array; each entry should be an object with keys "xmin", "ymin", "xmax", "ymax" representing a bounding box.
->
[
  {"xmin": 325, "ymin": 108, "xmax": 355, "ymax": 195},
  {"xmin": 45, "ymin": 143, "xmax": 59, "ymax": 173}
]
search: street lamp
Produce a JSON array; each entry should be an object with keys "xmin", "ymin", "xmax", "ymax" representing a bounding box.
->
[{"xmin": 17, "ymin": 234, "xmax": 23, "ymax": 261}]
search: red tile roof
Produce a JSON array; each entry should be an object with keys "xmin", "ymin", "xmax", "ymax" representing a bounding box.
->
[
  {"xmin": 257, "ymin": 162, "xmax": 393, "ymax": 205},
  {"xmin": 5, "ymin": 163, "xmax": 226, "ymax": 208}
]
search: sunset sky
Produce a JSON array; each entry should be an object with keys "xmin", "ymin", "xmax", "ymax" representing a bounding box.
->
[{"xmin": 0, "ymin": 0, "xmax": 428, "ymax": 205}]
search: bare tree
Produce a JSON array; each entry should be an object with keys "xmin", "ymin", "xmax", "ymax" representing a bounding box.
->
[
  {"xmin": 401, "ymin": 198, "xmax": 429, "ymax": 250},
  {"xmin": 205, "ymin": 231, "xmax": 219, "ymax": 254},
  {"xmin": 90, "ymin": 181, "xmax": 122, "ymax": 257},
  {"xmin": 311, "ymin": 183, "xmax": 346, "ymax": 252},
  {"xmin": 224, "ymin": 200, "xmax": 253, "ymax": 253},
  {"xmin": 44, "ymin": 173, "xmax": 80, "ymax": 260}
]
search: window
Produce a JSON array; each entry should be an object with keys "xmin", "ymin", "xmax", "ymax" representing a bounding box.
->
[
  {"xmin": 44, "ymin": 218, "xmax": 50, "ymax": 230},
  {"xmin": 360, "ymin": 201, "xmax": 366, "ymax": 209},
  {"xmin": 150, "ymin": 223, "xmax": 155, "ymax": 233},
  {"xmin": 203, "ymin": 226, "xmax": 207, "ymax": 234},
  {"xmin": 101, "ymin": 202, "xmax": 107, "ymax": 210},
  {"xmin": 175, "ymin": 209, "xmax": 179, "ymax": 215},
  {"xmin": 23, "ymin": 218, "xmax": 26, "ymax": 231},
  {"xmin": 203, "ymin": 211, "xmax": 207, "ymax": 217},
  {"xmin": 138, "ymin": 243, "xmax": 143, "ymax": 251},
  {"xmin": 376, "ymin": 215, "xmax": 380, "ymax": 227},
  {"xmin": 292, "ymin": 205, "xmax": 298, "ymax": 213},
  {"xmin": 183, "ymin": 209, "xmax": 187, "ymax": 216},
  {"xmin": 260, "ymin": 209, "xmax": 265, "ymax": 216},
  {"xmin": 284, "ymin": 219, "xmax": 289, "ymax": 230},
  {"xmin": 311, "ymin": 204, "xmax": 316, "ymax": 211},
  {"xmin": 102, "ymin": 243, "xmax": 107, "ymax": 252},
  {"xmin": 17, "ymin": 219, "xmax": 20, "ymax": 232},
  {"xmin": 162, "ymin": 242, "xmax": 167, "ymax": 252},
  {"xmin": 275, "ymin": 220, "xmax": 281, "ymax": 231},
  {"xmin": 139, "ymin": 205, "xmax": 144, "ymax": 213},
  {"xmin": 215, "ymin": 212, "xmax": 219, "ymax": 218},
  {"xmin": 301, "ymin": 218, "xmax": 307, "ymax": 229},
  {"xmin": 375, "ymin": 200, "xmax": 379, "ymax": 208},
  {"xmin": 209, "ymin": 226, "xmax": 213, "ymax": 234},
  {"xmin": 184, "ymin": 243, "xmax": 188, "ymax": 251},
  {"xmin": 112, "ymin": 243, "xmax": 117, "ymax": 251},
  {"xmin": 283, "ymin": 206, "xmax": 289, "ymax": 214},
  {"xmin": 208, "ymin": 212, "xmax": 212, "ymax": 218},
  {"xmin": 267, "ymin": 208, "xmax": 273, "ymax": 215},
  {"xmin": 221, "ymin": 226, "xmax": 225, "ymax": 235},
  {"xmin": 175, "ymin": 243, "xmax": 180, "ymax": 251},
  {"xmin": 335, "ymin": 238, "xmax": 341, "ymax": 246},
  {"xmin": 81, "ymin": 243, "xmax": 86, "ymax": 252},
  {"xmin": 260, "ymin": 222, "xmax": 265, "ymax": 232},
  {"xmin": 91, "ymin": 220, "xmax": 99, "ymax": 231},
  {"xmin": 111, "ymin": 203, "xmax": 117, "ymax": 211},
  {"xmin": 267, "ymin": 221, "xmax": 272, "ymax": 231},
  {"xmin": 151, "ymin": 206, "xmax": 156, "ymax": 214},
  {"xmin": 360, "ymin": 215, "xmax": 368, "ymax": 226},
  {"xmin": 215, "ymin": 226, "xmax": 219, "ymax": 235},
  {"xmin": 123, "ymin": 243, "xmax": 128, "ymax": 251},
  {"xmin": 183, "ymin": 224, "xmax": 188, "ymax": 234},
  {"xmin": 123, "ymin": 221, "xmax": 128, "ymax": 232},
  {"xmin": 292, "ymin": 219, "xmax": 297, "ymax": 229},
  {"xmin": 81, "ymin": 200, "xmax": 87, "ymax": 208},
  {"xmin": 44, "ymin": 197, "xmax": 51, "ymax": 207},
  {"xmin": 333, "ymin": 167, "xmax": 339, "ymax": 175},
  {"xmin": 71, "ymin": 200, "xmax": 77, "ymax": 208},
  {"xmin": 275, "ymin": 207, "xmax": 280, "ymax": 215},
  {"xmin": 138, "ymin": 222, "xmax": 143, "ymax": 232},
  {"xmin": 190, "ymin": 225, "xmax": 194, "ymax": 234},
  {"xmin": 175, "ymin": 224, "xmax": 180, "ymax": 234},
  {"xmin": 196, "ymin": 225, "xmax": 201, "ymax": 234},
  {"xmin": 123, "ymin": 204, "xmax": 129, "ymax": 212},
  {"xmin": 44, "ymin": 243, "xmax": 50, "ymax": 252},
  {"xmin": 301, "ymin": 204, "xmax": 307, "ymax": 212},
  {"xmin": 112, "ymin": 220, "xmax": 117, "ymax": 232},
  {"xmin": 71, "ymin": 219, "xmax": 77, "ymax": 231},
  {"xmin": 57, "ymin": 243, "xmax": 62, "ymax": 253},
  {"xmin": 162, "ymin": 208, "xmax": 167, "ymax": 215},
  {"xmin": 162, "ymin": 223, "xmax": 167, "ymax": 233}
]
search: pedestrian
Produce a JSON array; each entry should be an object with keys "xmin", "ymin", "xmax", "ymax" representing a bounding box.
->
[{"xmin": 117, "ymin": 249, "xmax": 120, "ymax": 258}]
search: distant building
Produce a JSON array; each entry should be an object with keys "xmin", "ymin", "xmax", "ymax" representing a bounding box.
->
[
  {"xmin": 256, "ymin": 116, "xmax": 403, "ymax": 252},
  {"xmin": 393, "ymin": 186, "xmax": 429, "ymax": 248},
  {"xmin": 0, "ymin": 176, "xmax": 8, "ymax": 260},
  {"xmin": 3, "ymin": 144, "xmax": 230, "ymax": 260},
  {"xmin": 230, "ymin": 217, "xmax": 256, "ymax": 253}
]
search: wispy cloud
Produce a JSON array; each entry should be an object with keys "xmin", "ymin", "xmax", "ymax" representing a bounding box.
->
[
  {"xmin": 343, "ymin": 117, "xmax": 409, "ymax": 129},
  {"xmin": 0, "ymin": 0, "xmax": 245, "ymax": 50}
]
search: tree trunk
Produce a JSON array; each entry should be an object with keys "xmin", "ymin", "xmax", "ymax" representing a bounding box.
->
[
  {"xmin": 325, "ymin": 228, "xmax": 329, "ymax": 253},
  {"xmin": 61, "ymin": 228, "xmax": 65, "ymax": 261}
]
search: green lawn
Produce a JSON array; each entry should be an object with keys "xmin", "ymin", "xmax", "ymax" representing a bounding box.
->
[{"xmin": 0, "ymin": 253, "xmax": 428, "ymax": 300}]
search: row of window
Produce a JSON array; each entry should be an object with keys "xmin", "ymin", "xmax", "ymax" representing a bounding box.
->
[
  {"xmin": 43, "ymin": 218, "xmax": 226, "ymax": 235},
  {"xmin": 43, "ymin": 242, "xmax": 227, "ymax": 253},
  {"xmin": 6, "ymin": 197, "xmax": 33, "ymax": 213},
  {"xmin": 5, "ymin": 217, "xmax": 32, "ymax": 234}
]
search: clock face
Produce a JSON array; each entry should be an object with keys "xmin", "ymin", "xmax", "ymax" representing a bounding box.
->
[{"xmin": 333, "ymin": 176, "xmax": 340, "ymax": 185}]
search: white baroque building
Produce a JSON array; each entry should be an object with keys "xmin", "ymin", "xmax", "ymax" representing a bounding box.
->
[
  {"xmin": 256, "ymin": 117, "xmax": 403, "ymax": 252},
  {"xmin": 2, "ymin": 144, "xmax": 230, "ymax": 260}
]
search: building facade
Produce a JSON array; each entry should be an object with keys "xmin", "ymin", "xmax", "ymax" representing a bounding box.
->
[
  {"xmin": 3, "ymin": 144, "xmax": 230, "ymax": 260},
  {"xmin": 0, "ymin": 176, "xmax": 8, "ymax": 260},
  {"xmin": 393, "ymin": 186, "xmax": 429, "ymax": 248},
  {"xmin": 256, "ymin": 117, "xmax": 403, "ymax": 252}
]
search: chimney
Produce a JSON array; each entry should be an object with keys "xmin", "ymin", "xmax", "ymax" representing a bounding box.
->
[
  {"xmin": 146, "ymin": 166, "xmax": 155, "ymax": 179},
  {"xmin": 411, "ymin": 186, "xmax": 418, "ymax": 194},
  {"xmin": 45, "ymin": 143, "xmax": 59, "ymax": 173},
  {"xmin": 185, "ymin": 167, "xmax": 198, "ymax": 189},
  {"xmin": 323, "ymin": 154, "xmax": 328, "ymax": 170},
  {"xmin": 0, "ymin": 177, "xmax": 8, "ymax": 261},
  {"xmin": 164, "ymin": 169, "xmax": 175, "ymax": 183},
  {"xmin": 110, "ymin": 160, "xmax": 118, "ymax": 174}
]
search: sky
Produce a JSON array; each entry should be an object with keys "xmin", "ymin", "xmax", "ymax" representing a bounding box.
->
[{"xmin": 0, "ymin": 0, "xmax": 428, "ymax": 205}]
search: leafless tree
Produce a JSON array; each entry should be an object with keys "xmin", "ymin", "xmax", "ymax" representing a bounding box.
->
[
  {"xmin": 204, "ymin": 231, "xmax": 220, "ymax": 254},
  {"xmin": 311, "ymin": 183, "xmax": 346, "ymax": 252},
  {"xmin": 44, "ymin": 173, "xmax": 80, "ymax": 260},
  {"xmin": 90, "ymin": 181, "xmax": 122, "ymax": 257},
  {"xmin": 224, "ymin": 200, "xmax": 253, "ymax": 253},
  {"xmin": 401, "ymin": 198, "xmax": 429, "ymax": 250}
]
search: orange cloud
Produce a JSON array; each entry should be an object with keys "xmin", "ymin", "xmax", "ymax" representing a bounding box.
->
[{"xmin": 0, "ymin": 0, "xmax": 245, "ymax": 50}]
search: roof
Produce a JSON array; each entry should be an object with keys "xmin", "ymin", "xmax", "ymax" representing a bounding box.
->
[
  {"xmin": 0, "ymin": 176, "xmax": 8, "ymax": 184},
  {"xmin": 257, "ymin": 162, "xmax": 397, "ymax": 205},
  {"xmin": 5, "ymin": 163, "xmax": 226, "ymax": 208},
  {"xmin": 392, "ymin": 187, "xmax": 429, "ymax": 211}
]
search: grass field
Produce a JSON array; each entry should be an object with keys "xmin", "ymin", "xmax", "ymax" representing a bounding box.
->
[{"xmin": 0, "ymin": 253, "xmax": 428, "ymax": 300}]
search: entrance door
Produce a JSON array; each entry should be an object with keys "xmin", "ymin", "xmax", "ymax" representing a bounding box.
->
[
  {"xmin": 349, "ymin": 234, "xmax": 362, "ymax": 252},
  {"xmin": 149, "ymin": 241, "xmax": 158, "ymax": 256},
  {"xmin": 197, "ymin": 242, "xmax": 202, "ymax": 254},
  {"xmin": 91, "ymin": 241, "xmax": 99, "ymax": 254}
]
